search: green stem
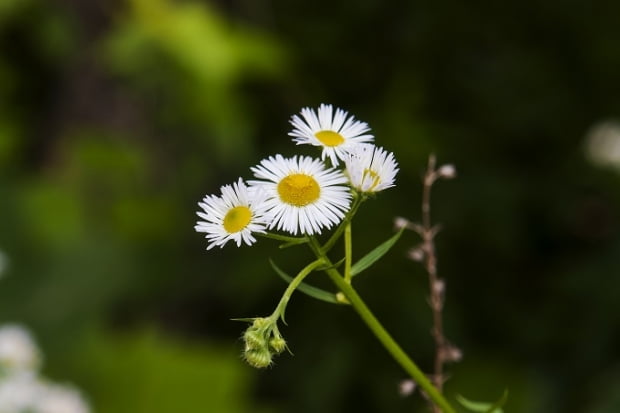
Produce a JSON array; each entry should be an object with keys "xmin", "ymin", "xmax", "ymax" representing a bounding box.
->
[
  {"xmin": 321, "ymin": 193, "xmax": 364, "ymax": 253},
  {"xmin": 309, "ymin": 238, "xmax": 455, "ymax": 413},
  {"xmin": 344, "ymin": 222, "xmax": 352, "ymax": 284},
  {"xmin": 271, "ymin": 259, "xmax": 325, "ymax": 322}
]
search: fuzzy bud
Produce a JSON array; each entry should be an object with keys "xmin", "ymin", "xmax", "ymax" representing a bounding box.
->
[
  {"xmin": 432, "ymin": 279, "xmax": 445, "ymax": 297},
  {"xmin": 399, "ymin": 379, "xmax": 416, "ymax": 396},
  {"xmin": 437, "ymin": 164, "xmax": 457, "ymax": 179},
  {"xmin": 393, "ymin": 216, "xmax": 412, "ymax": 231},
  {"xmin": 269, "ymin": 337, "xmax": 287, "ymax": 354},
  {"xmin": 251, "ymin": 318, "xmax": 269, "ymax": 329},
  {"xmin": 443, "ymin": 344, "xmax": 463, "ymax": 363},
  {"xmin": 244, "ymin": 348, "xmax": 272, "ymax": 369},
  {"xmin": 243, "ymin": 330, "xmax": 265, "ymax": 351},
  {"xmin": 407, "ymin": 246, "xmax": 425, "ymax": 262}
]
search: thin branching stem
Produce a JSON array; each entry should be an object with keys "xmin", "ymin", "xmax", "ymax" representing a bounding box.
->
[
  {"xmin": 271, "ymin": 259, "xmax": 325, "ymax": 322},
  {"xmin": 419, "ymin": 154, "xmax": 449, "ymax": 412}
]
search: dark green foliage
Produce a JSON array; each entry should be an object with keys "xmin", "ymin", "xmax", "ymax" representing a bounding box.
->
[{"xmin": 1, "ymin": 0, "xmax": 620, "ymax": 412}]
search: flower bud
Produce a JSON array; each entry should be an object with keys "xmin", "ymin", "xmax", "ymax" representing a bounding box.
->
[
  {"xmin": 399, "ymin": 379, "xmax": 416, "ymax": 396},
  {"xmin": 407, "ymin": 246, "xmax": 425, "ymax": 262},
  {"xmin": 243, "ymin": 329, "xmax": 265, "ymax": 351},
  {"xmin": 393, "ymin": 216, "xmax": 411, "ymax": 231},
  {"xmin": 269, "ymin": 337, "xmax": 287, "ymax": 354},
  {"xmin": 443, "ymin": 344, "xmax": 463, "ymax": 363},
  {"xmin": 432, "ymin": 279, "xmax": 445, "ymax": 296},
  {"xmin": 244, "ymin": 347, "xmax": 272, "ymax": 369},
  {"xmin": 437, "ymin": 164, "xmax": 457, "ymax": 179},
  {"xmin": 336, "ymin": 292, "xmax": 350, "ymax": 304},
  {"xmin": 251, "ymin": 318, "xmax": 269, "ymax": 329}
]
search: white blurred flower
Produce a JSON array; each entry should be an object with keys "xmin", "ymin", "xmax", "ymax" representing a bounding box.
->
[
  {"xmin": 0, "ymin": 374, "xmax": 91, "ymax": 413},
  {"xmin": 289, "ymin": 104, "xmax": 374, "ymax": 166},
  {"xmin": 0, "ymin": 371, "xmax": 41, "ymax": 413},
  {"xmin": 0, "ymin": 325, "xmax": 40, "ymax": 372},
  {"xmin": 36, "ymin": 383, "xmax": 90, "ymax": 413},
  {"xmin": 0, "ymin": 325, "xmax": 91, "ymax": 413}
]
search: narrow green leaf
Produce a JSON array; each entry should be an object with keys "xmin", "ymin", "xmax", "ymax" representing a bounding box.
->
[
  {"xmin": 350, "ymin": 228, "xmax": 405, "ymax": 276},
  {"xmin": 455, "ymin": 395, "xmax": 498, "ymax": 412},
  {"xmin": 455, "ymin": 390, "xmax": 508, "ymax": 413},
  {"xmin": 270, "ymin": 260, "xmax": 340, "ymax": 304},
  {"xmin": 484, "ymin": 389, "xmax": 509, "ymax": 413},
  {"xmin": 259, "ymin": 232, "xmax": 308, "ymax": 248},
  {"xmin": 229, "ymin": 318, "xmax": 257, "ymax": 323},
  {"xmin": 278, "ymin": 241, "xmax": 305, "ymax": 249}
]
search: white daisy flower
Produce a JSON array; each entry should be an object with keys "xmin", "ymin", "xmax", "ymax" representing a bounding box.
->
[
  {"xmin": 249, "ymin": 155, "xmax": 352, "ymax": 235},
  {"xmin": 195, "ymin": 178, "xmax": 270, "ymax": 250},
  {"xmin": 289, "ymin": 104, "xmax": 374, "ymax": 165},
  {"xmin": 345, "ymin": 144, "xmax": 399, "ymax": 193}
]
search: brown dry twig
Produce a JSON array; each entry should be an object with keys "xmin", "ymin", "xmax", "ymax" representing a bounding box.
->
[{"xmin": 396, "ymin": 154, "xmax": 461, "ymax": 412}]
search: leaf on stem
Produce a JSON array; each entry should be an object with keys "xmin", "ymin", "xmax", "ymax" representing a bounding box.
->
[
  {"xmin": 455, "ymin": 389, "xmax": 508, "ymax": 413},
  {"xmin": 350, "ymin": 228, "xmax": 405, "ymax": 277},
  {"xmin": 278, "ymin": 238, "xmax": 310, "ymax": 249},
  {"xmin": 270, "ymin": 259, "xmax": 341, "ymax": 304},
  {"xmin": 259, "ymin": 232, "xmax": 308, "ymax": 248},
  {"xmin": 317, "ymin": 257, "xmax": 345, "ymax": 271}
]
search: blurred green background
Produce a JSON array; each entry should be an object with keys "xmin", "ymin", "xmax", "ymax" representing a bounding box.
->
[{"xmin": 2, "ymin": 0, "xmax": 620, "ymax": 412}]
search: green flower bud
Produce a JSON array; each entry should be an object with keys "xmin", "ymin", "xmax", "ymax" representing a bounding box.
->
[
  {"xmin": 251, "ymin": 318, "xmax": 269, "ymax": 329},
  {"xmin": 244, "ymin": 348, "xmax": 272, "ymax": 369},
  {"xmin": 269, "ymin": 337, "xmax": 287, "ymax": 354},
  {"xmin": 243, "ymin": 329, "xmax": 265, "ymax": 351},
  {"xmin": 336, "ymin": 292, "xmax": 350, "ymax": 304}
]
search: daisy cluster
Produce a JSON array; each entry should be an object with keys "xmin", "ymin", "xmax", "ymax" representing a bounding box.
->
[
  {"xmin": 0, "ymin": 324, "xmax": 90, "ymax": 413},
  {"xmin": 195, "ymin": 104, "xmax": 399, "ymax": 250}
]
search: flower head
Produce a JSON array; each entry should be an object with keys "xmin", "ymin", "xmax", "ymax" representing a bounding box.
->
[
  {"xmin": 345, "ymin": 144, "xmax": 399, "ymax": 193},
  {"xmin": 249, "ymin": 154, "xmax": 351, "ymax": 235},
  {"xmin": 195, "ymin": 178, "xmax": 271, "ymax": 249},
  {"xmin": 0, "ymin": 325, "xmax": 40, "ymax": 372},
  {"xmin": 289, "ymin": 104, "xmax": 374, "ymax": 165}
]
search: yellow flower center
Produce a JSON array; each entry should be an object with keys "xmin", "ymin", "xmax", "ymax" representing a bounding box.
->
[
  {"xmin": 223, "ymin": 206, "xmax": 252, "ymax": 233},
  {"xmin": 277, "ymin": 173, "xmax": 320, "ymax": 206},
  {"xmin": 315, "ymin": 130, "xmax": 345, "ymax": 147},
  {"xmin": 363, "ymin": 168, "xmax": 381, "ymax": 191}
]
